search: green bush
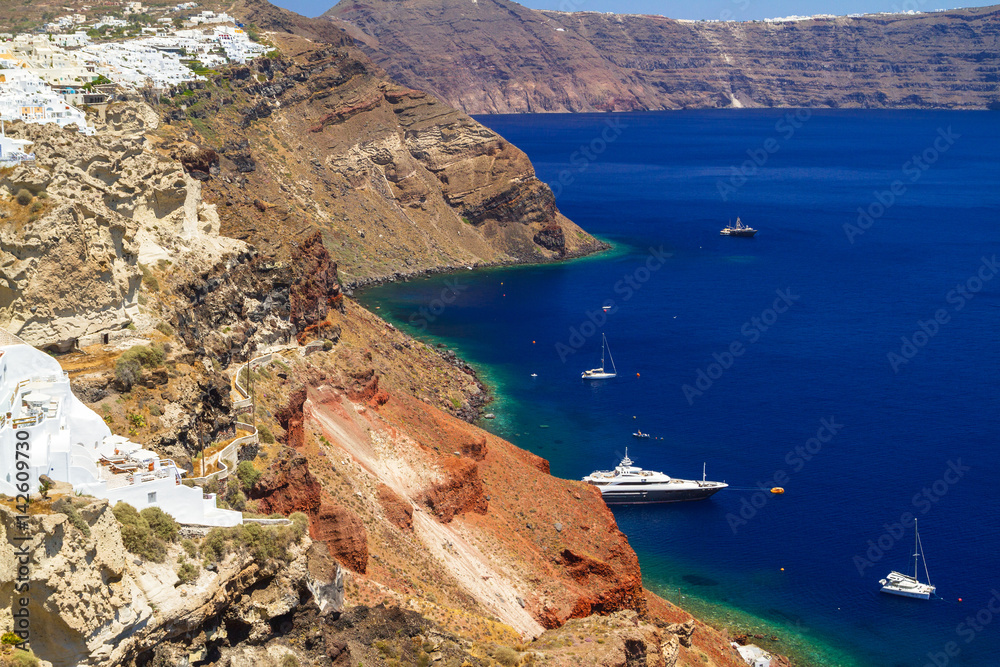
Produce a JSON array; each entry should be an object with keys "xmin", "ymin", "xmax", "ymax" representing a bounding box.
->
[
  {"xmin": 120, "ymin": 344, "xmax": 165, "ymax": 368},
  {"xmin": 257, "ymin": 424, "xmax": 275, "ymax": 444},
  {"xmin": 29, "ymin": 201, "xmax": 42, "ymax": 213},
  {"xmin": 52, "ymin": 498, "xmax": 91, "ymax": 537},
  {"xmin": 155, "ymin": 321, "xmax": 174, "ymax": 337},
  {"xmin": 236, "ymin": 461, "xmax": 261, "ymax": 490},
  {"xmin": 15, "ymin": 189, "xmax": 32, "ymax": 206},
  {"xmin": 139, "ymin": 264, "xmax": 160, "ymax": 292},
  {"xmin": 493, "ymin": 646, "xmax": 520, "ymax": 667},
  {"xmin": 1, "ymin": 632, "xmax": 22, "ymax": 645},
  {"xmin": 7, "ymin": 650, "xmax": 39, "ymax": 667},
  {"xmin": 112, "ymin": 502, "xmax": 167, "ymax": 562},
  {"xmin": 115, "ymin": 345, "xmax": 165, "ymax": 390},
  {"xmin": 181, "ymin": 538, "xmax": 199, "ymax": 558},
  {"xmin": 140, "ymin": 507, "xmax": 179, "ymax": 542},
  {"xmin": 115, "ymin": 358, "xmax": 142, "ymax": 390},
  {"xmin": 200, "ymin": 514, "xmax": 308, "ymax": 564},
  {"xmin": 176, "ymin": 561, "xmax": 200, "ymax": 585}
]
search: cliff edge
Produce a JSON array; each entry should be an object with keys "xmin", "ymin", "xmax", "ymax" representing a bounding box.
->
[{"xmin": 325, "ymin": 0, "xmax": 1000, "ymax": 113}]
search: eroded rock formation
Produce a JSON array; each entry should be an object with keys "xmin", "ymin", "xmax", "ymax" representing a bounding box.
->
[{"xmin": 0, "ymin": 114, "xmax": 245, "ymax": 348}]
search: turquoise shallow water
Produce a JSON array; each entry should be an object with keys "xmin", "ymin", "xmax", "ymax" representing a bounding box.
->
[{"xmin": 359, "ymin": 110, "xmax": 1000, "ymax": 667}]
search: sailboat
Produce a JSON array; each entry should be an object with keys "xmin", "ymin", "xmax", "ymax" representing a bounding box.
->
[
  {"xmin": 879, "ymin": 519, "xmax": 936, "ymax": 599},
  {"xmin": 580, "ymin": 334, "xmax": 618, "ymax": 380},
  {"xmin": 582, "ymin": 334, "xmax": 617, "ymax": 379}
]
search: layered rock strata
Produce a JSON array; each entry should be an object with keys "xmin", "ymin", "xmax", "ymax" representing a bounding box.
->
[{"xmin": 325, "ymin": 0, "xmax": 1000, "ymax": 113}]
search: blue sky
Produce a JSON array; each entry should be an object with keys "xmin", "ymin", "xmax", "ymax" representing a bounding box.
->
[{"xmin": 276, "ymin": 0, "xmax": 997, "ymax": 20}]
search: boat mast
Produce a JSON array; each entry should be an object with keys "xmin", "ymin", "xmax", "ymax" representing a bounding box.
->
[
  {"xmin": 916, "ymin": 520, "xmax": 932, "ymax": 585},
  {"xmin": 600, "ymin": 333, "xmax": 606, "ymax": 370},
  {"xmin": 604, "ymin": 334, "xmax": 617, "ymax": 374}
]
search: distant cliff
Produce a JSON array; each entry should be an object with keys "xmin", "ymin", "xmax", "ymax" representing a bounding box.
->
[{"xmin": 324, "ymin": 0, "xmax": 1000, "ymax": 113}]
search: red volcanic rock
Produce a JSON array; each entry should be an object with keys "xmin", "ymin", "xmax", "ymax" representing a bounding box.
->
[
  {"xmin": 251, "ymin": 451, "xmax": 369, "ymax": 573},
  {"xmin": 312, "ymin": 500, "xmax": 369, "ymax": 573},
  {"xmin": 345, "ymin": 367, "xmax": 379, "ymax": 404},
  {"xmin": 458, "ymin": 433, "xmax": 486, "ymax": 461},
  {"xmin": 377, "ymin": 483, "xmax": 413, "ymax": 531},
  {"xmin": 275, "ymin": 387, "xmax": 308, "ymax": 448},
  {"xmin": 250, "ymin": 452, "xmax": 322, "ymax": 514},
  {"xmin": 309, "ymin": 92, "xmax": 384, "ymax": 132},
  {"xmin": 421, "ymin": 456, "xmax": 488, "ymax": 523},
  {"xmin": 290, "ymin": 231, "xmax": 344, "ymax": 344}
]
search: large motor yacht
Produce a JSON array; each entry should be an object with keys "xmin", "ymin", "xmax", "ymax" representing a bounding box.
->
[{"xmin": 583, "ymin": 451, "xmax": 728, "ymax": 504}]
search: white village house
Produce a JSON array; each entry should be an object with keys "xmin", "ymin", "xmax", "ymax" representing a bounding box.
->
[
  {"xmin": 0, "ymin": 70, "xmax": 92, "ymax": 133},
  {"xmin": 0, "ymin": 343, "xmax": 241, "ymax": 526}
]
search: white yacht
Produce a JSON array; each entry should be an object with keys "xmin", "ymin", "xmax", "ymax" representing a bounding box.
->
[
  {"xmin": 880, "ymin": 519, "xmax": 936, "ymax": 599},
  {"xmin": 583, "ymin": 451, "xmax": 728, "ymax": 504},
  {"xmin": 720, "ymin": 217, "xmax": 758, "ymax": 237},
  {"xmin": 582, "ymin": 333, "xmax": 617, "ymax": 379}
]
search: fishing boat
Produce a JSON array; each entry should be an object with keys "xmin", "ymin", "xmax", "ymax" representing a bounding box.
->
[
  {"xmin": 581, "ymin": 333, "xmax": 617, "ymax": 379},
  {"xmin": 583, "ymin": 451, "xmax": 728, "ymax": 504},
  {"xmin": 720, "ymin": 217, "xmax": 757, "ymax": 237},
  {"xmin": 880, "ymin": 519, "xmax": 936, "ymax": 599}
]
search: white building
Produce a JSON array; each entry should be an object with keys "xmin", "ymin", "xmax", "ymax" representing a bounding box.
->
[
  {"xmin": 186, "ymin": 10, "xmax": 236, "ymax": 25},
  {"xmin": 0, "ymin": 343, "xmax": 241, "ymax": 527},
  {"xmin": 0, "ymin": 125, "xmax": 34, "ymax": 163},
  {"xmin": 733, "ymin": 643, "xmax": 773, "ymax": 667},
  {"xmin": 80, "ymin": 40, "xmax": 206, "ymax": 88},
  {"xmin": 0, "ymin": 70, "xmax": 92, "ymax": 133}
]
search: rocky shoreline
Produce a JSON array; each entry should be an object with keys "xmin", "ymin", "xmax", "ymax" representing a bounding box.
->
[{"xmin": 341, "ymin": 239, "xmax": 612, "ymax": 293}]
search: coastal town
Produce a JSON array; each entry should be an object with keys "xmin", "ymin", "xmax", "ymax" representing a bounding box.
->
[{"xmin": 0, "ymin": 0, "xmax": 269, "ymax": 149}]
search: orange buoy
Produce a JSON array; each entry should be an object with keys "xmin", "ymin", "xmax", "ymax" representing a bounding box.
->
[
  {"xmin": 532, "ymin": 341, "xmax": 536, "ymax": 344},
  {"xmin": 636, "ymin": 372, "xmax": 640, "ymax": 377},
  {"xmin": 771, "ymin": 487, "xmax": 785, "ymax": 494}
]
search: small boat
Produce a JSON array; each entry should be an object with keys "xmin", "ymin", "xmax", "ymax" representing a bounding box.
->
[
  {"xmin": 530, "ymin": 373, "xmax": 538, "ymax": 377},
  {"xmin": 583, "ymin": 451, "xmax": 728, "ymax": 504},
  {"xmin": 602, "ymin": 305, "xmax": 612, "ymax": 312},
  {"xmin": 633, "ymin": 431, "xmax": 650, "ymax": 439},
  {"xmin": 582, "ymin": 333, "xmax": 617, "ymax": 380},
  {"xmin": 880, "ymin": 519, "xmax": 936, "ymax": 600},
  {"xmin": 720, "ymin": 217, "xmax": 757, "ymax": 237}
]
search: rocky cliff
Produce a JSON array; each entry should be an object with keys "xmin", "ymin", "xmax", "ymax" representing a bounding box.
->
[
  {"xmin": 0, "ymin": 0, "xmax": 605, "ymax": 349},
  {"xmin": 0, "ymin": 108, "xmax": 245, "ymax": 348},
  {"xmin": 155, "ymin": 3, "xmax": 607, "ymax": 288},
  {"xmin": 325, "ymin": 0, "xmax": 1000, "ymax": 113}
]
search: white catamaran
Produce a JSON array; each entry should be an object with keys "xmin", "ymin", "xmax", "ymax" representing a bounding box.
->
[
  {"xmin": 880, "ymin": 519, "xmax": 936, "ymax": 600},
  {"xmin": 581, "ymin": 333, "xmax": 617, "ymax": 379}
]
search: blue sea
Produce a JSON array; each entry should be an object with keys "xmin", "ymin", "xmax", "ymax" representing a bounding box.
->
[{"xmin": 358, "ymin": 110, "xmax": 1000, "ymax": 666}]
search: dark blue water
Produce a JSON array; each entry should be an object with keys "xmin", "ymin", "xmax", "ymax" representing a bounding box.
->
[{"xmin": 359, "ymin": 110, "xmax": 1000, "ymax": 666}]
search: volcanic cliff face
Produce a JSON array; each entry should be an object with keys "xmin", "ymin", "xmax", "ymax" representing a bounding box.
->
[
  {"xmin": 325, "ymin": 0, "xmax": 1000, "ymax": 113},
  {"xmin": 150, "ymin": 9, "xmax": 606, "ymax": 288}
]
